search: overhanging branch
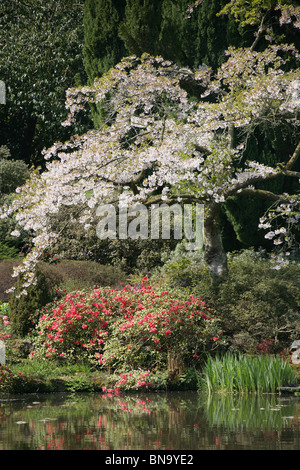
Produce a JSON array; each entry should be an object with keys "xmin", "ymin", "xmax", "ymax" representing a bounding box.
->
[
  {"xmin": 236, "ymin": 188, "xmax": 291, "ymax": 202},
  {"xmin": 224, "ymin": 141, "xmax": 300, "ymax": 198}
]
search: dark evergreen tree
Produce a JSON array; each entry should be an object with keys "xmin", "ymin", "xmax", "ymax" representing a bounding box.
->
[
  {"xmin": 194, "ymin": 0, "xmax": 249, "ymax": 69},
  {"xmin": 119, "ymin": 0, "xmax": 246, "ymax": 71},
  {"xmin": 83, "ymin": 0, "xmax": 127, "ymax": 82},
  {"xmin": 159, "ymin": 0, "xmax": 199, "ymax": 68},
  {"xmin": 118, "ymin": 0, "xmax": 163, "ymax": 56},
  {"xmin": 158, "ymin": 0, "xmax": 249, "ymax": 70},
  {"xmin": 83, "ymin": 0, "xmax": 128, "ymax": 128}
]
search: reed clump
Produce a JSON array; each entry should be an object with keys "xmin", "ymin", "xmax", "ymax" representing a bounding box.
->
[{"xmin": 199, "ymin": 352, "xmax": 298, "ymax": 394}]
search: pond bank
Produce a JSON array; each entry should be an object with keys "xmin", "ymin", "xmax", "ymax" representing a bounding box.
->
[
  {"xmin": 278, "ymin": 385, "xmax": 300, "ymax": 396},
  {"xmin": 2, "ymin": 351, "xmax": 299, "ymax": 395},
  {"xmin": 3, "ymin": 369, "xmax": 300, "ymax": 396}
]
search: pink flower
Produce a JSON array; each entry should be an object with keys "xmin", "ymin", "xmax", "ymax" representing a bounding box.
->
[
  {"xmin": 82, "ymin": 324, "xmax": 88, "ymax": 329},
  {"xmin": 137, "ymin": 381, "xmax": 145, "ymax": 387}
]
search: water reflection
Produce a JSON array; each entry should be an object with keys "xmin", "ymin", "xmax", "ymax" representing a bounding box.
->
[{"xmin": 0, "ymin": 391, "xmax": 299, "ymax": 450}]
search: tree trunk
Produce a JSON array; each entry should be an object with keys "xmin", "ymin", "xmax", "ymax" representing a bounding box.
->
[
  {"xmin": 167, "ymin": 351, "xmax": 185, "ymax": 382},
  {"xmin": 203, "ymin": 202, "xmax": 228, "ymax": 283}
]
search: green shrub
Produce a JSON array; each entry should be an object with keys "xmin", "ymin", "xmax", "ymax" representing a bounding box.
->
[
  {"xmin": 0, "ymin": 194, "xmax": 31, "ymax": 261},
  {"xmin": 9, "ymin": 268, "xmax": 52, "ymax": 338},
  {"xmin": 39, "ymin": 259, "xmax": 127, "ymax": 291},
  {"xmin": 155, "ymin": 249, "xmax": 300, "ymax": 352},
  {"xmin": 0, "ymin": 365, "xmax": 23, "ymax": 393},
  {"xmin": 0, "ymin": 243, "xmax": 20, "ymax": 260},
  {"xmin": 65, "ymin": 374, "xmax": 95, "ymax": 392},
  {"xmin": 0, "ymin": 257, "xmax": 127, "ymax": 304},
  {"xmin": 0, "ymin": 146, "xmax": 30, "ymax": 194},
  {"xmin": 211, "ymin": 259, "xmax": 300, "ymax": 351},
  {"xmin": 153, "ymin": 241, "xmax": 205, "ymax": 288}
]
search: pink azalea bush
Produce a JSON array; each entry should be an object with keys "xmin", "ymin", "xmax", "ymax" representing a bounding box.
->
[{"xmin": 34, "ymin": 278, "xmax": 225, "ymax": 373}]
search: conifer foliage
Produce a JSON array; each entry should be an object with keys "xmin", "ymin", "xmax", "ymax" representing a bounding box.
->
[{"xmin": 83, "ymin": 0, "xmax": 127, "ymax": 82}]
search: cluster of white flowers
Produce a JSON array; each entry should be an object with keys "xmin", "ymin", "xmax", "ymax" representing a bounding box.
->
[
  {"xmin": 259, "ymin": 196, "xmax": 300, "ymax": 266},
  {"xmin": 277, "ymin": 4, "xmax": 300, "ymax": 30}
]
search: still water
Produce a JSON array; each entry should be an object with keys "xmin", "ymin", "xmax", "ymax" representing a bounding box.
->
[{"xmin": 0, "ymin": 391, "xmax": 299, "ymax": 450}]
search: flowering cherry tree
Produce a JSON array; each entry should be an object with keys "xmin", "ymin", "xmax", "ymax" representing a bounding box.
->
[
  {"xmin": 188, "ymin": 1, "xmax": 300, "ymax": 39},
  {"xmin": 1, "ymin": 44, "xmax": 299, "ymax": 291}
]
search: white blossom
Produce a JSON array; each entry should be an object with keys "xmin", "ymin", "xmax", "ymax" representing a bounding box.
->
[{"xmin": 10, "ymin": 230, "xmax": 21, "ymax": 237}]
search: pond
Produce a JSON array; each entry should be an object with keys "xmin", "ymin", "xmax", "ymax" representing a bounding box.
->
[{"xmin": 0, "ymin": 391, "xmax": 299, "ymax": 451}]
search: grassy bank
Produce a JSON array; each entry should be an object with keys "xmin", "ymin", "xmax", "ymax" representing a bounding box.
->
[{"xmin": 0, "ymin": 360, "xmax": 199, "ymax": 394}]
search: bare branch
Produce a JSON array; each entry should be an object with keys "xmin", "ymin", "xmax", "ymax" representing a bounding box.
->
[
  {"xmin": 284, "ymin": 169, "xmax": 300, "ymax": 179},
  {"xmin": 250, "ymin": 12, "xmax": 270, "ymax": 51},
  {"xmin": 284, "ymin": 141, "xmax": 300, "ymax": 170},
  {"xmin": 194, "ymin": 144, "xmax": 212, "ymax": 155}
]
